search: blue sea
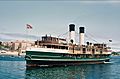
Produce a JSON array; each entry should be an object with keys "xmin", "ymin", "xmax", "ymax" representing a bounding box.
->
[{"xmin": 0, "ymin": 56, "xmax": 120, "ymax": 79}]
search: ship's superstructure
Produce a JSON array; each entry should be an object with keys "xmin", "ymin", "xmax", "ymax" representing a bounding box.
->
[{"xmin": 25, "ymin": 24, "xmax": 111, "ymax": 67}]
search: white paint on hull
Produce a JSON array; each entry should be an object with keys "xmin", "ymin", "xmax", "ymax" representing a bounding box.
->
[{"xmin": 26, "ymin": 47, "xmax": 69, "ymax": 53}]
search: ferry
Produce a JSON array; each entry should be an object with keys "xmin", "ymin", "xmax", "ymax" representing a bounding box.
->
[{"xmin": 25, "ymin": 24, "xmax": 111, "ymax": 67}]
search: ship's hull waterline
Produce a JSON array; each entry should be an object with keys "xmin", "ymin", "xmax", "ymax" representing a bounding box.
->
[{"xmin": 26, "ymin": 59, "xmax": 110, "ymax": 67}]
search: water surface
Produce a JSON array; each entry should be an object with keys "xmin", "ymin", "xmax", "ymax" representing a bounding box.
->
[{"xmin": 0, "ymin": 56, "xmax": 120, "ymax": 79}]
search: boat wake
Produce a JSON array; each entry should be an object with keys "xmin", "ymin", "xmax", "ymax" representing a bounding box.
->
[{"xmin": 104, "ymin": 61, "xmax": 113, "ymax": 64}]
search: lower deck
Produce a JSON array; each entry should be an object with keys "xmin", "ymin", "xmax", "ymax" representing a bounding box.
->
[{"xmin": 25, "ymin": 50, "xmax": 111, "ymax": 67}]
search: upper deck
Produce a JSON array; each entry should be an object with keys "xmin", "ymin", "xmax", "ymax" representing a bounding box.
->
[{"xmin": 34, "ymin": 35, "xmax": 111, "ymax": 55}]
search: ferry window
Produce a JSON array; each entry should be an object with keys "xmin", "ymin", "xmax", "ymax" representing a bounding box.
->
[
  {"xmin": 83, "ymin": 48, "xmax": 86, "ymax": 53},
  {"xmin": 51, "ymin": 38, "xmax": 52, "ymax": 40},
  {"xmin": 100, "ymin": 49, "xmax": 102, "ymax": 54},
  {"xmin": 92, "ymin": 49, "xmax": 95, "ymax": 54}
]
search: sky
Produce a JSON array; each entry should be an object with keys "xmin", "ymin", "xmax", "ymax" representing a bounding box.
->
[{"xmin": 0, "ymin": 0, "xmax": 120, "ymax": 50}]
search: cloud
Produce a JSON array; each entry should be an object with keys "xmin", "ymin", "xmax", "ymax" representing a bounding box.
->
[{"xmin": 0, "ymin": 33, "xmax": 40, "ymax": 42}]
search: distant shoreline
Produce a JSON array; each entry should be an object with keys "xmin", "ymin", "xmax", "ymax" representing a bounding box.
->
[{"xmin": 0, "ymin": 51, "xmax": 25, "ymax": 56}]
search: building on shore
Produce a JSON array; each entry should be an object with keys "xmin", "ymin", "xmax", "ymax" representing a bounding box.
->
[{"xmin": 2, "ymin": 40, "xmax": 34, "ymax": 52}]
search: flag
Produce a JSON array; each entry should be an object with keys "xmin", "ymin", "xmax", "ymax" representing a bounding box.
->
[
  {"xmin": 109, "ymin": 39, "xmax": 112, "ymax": 42},
  {"xmin": 26, "ymin": 24, "xmax": 32, "ymax": 29}
]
